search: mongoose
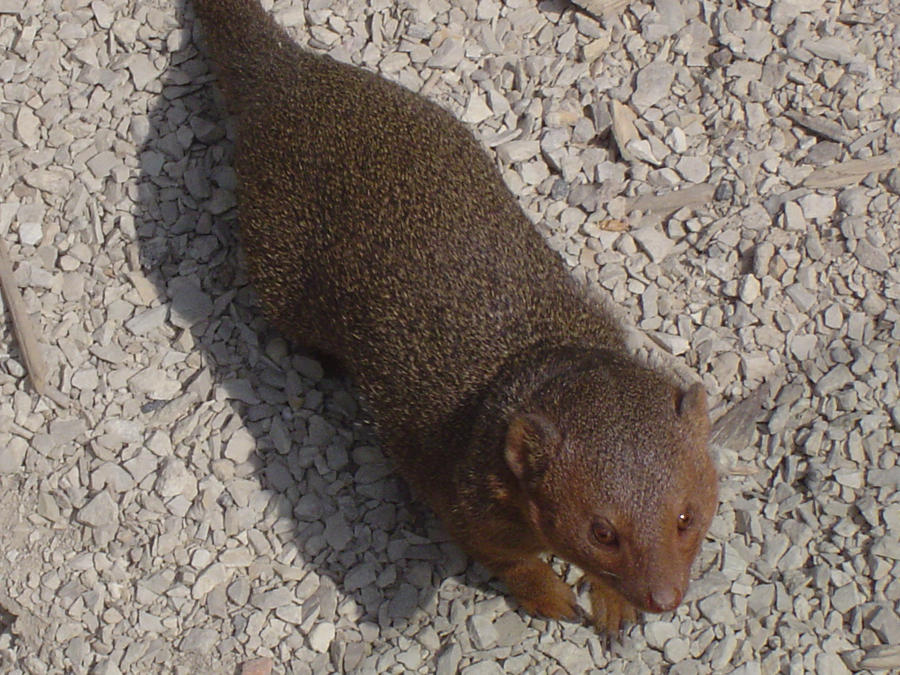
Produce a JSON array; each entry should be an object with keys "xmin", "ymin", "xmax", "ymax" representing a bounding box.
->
[{"xmin": 191, "ymin": 0, "xmax": 719, "ymax": 631}]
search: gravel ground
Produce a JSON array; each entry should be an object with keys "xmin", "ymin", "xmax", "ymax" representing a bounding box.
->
[{"xmin": 1, "ymin": 0, "xmax": 899, "ymax": 673}]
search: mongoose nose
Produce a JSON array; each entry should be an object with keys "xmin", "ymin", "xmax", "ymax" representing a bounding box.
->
[{"xmin": 647, "ymin": 587, "xmax": 682, "ymax": 613}]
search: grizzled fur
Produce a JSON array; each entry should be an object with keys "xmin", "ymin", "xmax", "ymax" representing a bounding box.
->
[{"xmin": 193, "ymin": 0, "xmax": 718, "ymax": 630}]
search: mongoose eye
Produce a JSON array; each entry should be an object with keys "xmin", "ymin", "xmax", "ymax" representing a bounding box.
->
[
  {"xmin": 591, "ymin": 519, "xmax": 618, "ymax": 547},
  {"xmin": 677, "ymin": 511, "xmax": 693, "ymax": 531}
]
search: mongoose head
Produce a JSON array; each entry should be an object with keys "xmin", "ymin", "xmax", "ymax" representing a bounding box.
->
[{"xmin": 505, "ymin": 354, "xmax": 717, "ymax": 615}]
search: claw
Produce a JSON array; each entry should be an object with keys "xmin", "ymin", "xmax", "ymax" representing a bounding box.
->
[{"xmin": 587, "ymin": 575, "xmax": 639, "ymax": 633}]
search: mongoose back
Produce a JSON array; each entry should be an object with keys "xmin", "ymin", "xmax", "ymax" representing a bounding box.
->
[{"xmin": 192, "ymin": 0, "xmax": 719, "ymax": 631}]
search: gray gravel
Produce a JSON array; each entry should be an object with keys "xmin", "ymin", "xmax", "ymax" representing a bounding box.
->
[{"xmin": 1, "ymin": 0, "xmax": 899, "ymax": 673}]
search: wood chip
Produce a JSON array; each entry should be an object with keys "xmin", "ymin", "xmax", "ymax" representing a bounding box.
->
[
  {"xmin": 726, "ymin": 464, "xmax": 761, "ymax": 476},
  {"xmin": 0, "ymin": 237, "xmax": 68, "ymax": 407},
  {"xmin": 802, "ymin": 151, "xmax": 900, "ymax": 188},
  {"xmin": 628, "ymin": 183, "xmax": 716, "ymax": 214},
  {"xmin": 597, "ymin": 218, "xmax": 630, "ymax": 232},
  {"xmin": 710, "ymin": 381, "xmax": 772, "ymax": 453},
  {"xmin": 610, "ymin": 100, "xmax": 639, "ymax": 163},
  {"xmin": 570, "ymin": 0, "xmax": 631, "ymax": 17},
  {"xmin": 784, "ymin": 110, "xmax": 853, "ymax": 145},
  {"xmin": 857, "ymin": 645, "xmax": 900, "ymax": 670}
]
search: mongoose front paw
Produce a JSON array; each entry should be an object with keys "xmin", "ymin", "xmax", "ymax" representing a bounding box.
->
[
  {"xmin": 588, "ymin": 576, "xmax": 638, "ymax": 633},
  {"xmin": 498, "ymin": 557, "xmax": 578, "ymax": 621},
  {"xmin": 515, "ymin": 579, "xmax": 578, "ymax": 621}
]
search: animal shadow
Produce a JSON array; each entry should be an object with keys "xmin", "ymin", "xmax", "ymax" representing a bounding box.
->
[{"xmin": 130, "ymin": 0, "xmax": 490, "ymax": 669}]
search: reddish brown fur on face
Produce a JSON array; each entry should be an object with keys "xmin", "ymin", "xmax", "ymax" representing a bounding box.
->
[
  {"xmin": 495, "ymin": 353, "xmax": 717, "ymax": 626},
  {"xmin": 193, "ymin": 0, "xmax": 719, "ymax": 633}
]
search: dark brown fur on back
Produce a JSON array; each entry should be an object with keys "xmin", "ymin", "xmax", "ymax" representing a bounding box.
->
[{"xmin": 193, "ymin": 0, "xmax": 718, "ymax": 630}]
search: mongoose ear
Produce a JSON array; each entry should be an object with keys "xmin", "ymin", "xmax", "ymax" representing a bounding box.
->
[
  {"xmin": 505, "ymin": 413, "xmax": 561, "ymax": 481},
  {"xmin": 677, "ymin": 383, "xmax": 707, "ymax": 419}
]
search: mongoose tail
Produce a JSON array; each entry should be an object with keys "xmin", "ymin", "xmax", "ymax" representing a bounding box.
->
[{"xmin": 193, "ymin": 0, "xmax": 304, "ymax": 113}]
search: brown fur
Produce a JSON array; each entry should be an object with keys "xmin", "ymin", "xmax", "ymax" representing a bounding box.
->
[{"xmin": 192, "ymin": 0, "xmax": 719, "ymax": 631}]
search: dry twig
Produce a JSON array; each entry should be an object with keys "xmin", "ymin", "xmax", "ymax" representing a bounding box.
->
[{"xmin": 0, "ymin": 237, "xmax": 68, "ymax": 406}]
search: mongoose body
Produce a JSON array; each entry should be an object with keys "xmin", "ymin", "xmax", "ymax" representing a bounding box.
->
[{"xmin": 193, "ymin": 0, "xmax": 719, "ymax": 630}]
